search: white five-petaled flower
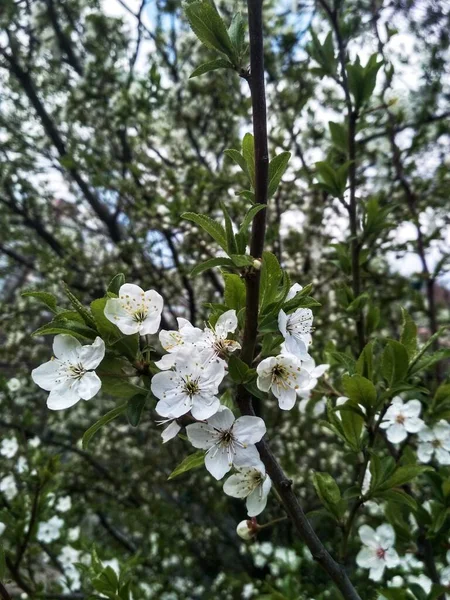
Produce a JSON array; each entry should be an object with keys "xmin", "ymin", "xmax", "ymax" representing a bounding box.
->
[
  {"xmin": 159, "ymin": 310, "xmax": 240, "ymax": 364},
  {"xmin": 104, "ymin": 283, "xmax": 163, "ymax": 336},
  {"xmin": 186, "ymin": 407, "xmax": 266, "ymax": 480},
  {"xmin": 0, "ymin": 437, "xmax": 18, "ymax": 459},
  {"xmin": 32, "ymin": 335, "xmax": 105, "ymax": 410},
  {"xmin": 256, "ymin": 354, "xmax": 310, "ymax": 410},
  {"xmin": 417, "ymin": 420, "xmax": 450, "ymax": 465},
  {"xmin": 37, "ymin": 516, "xmax": 64, "ymax": 543},
  {"xmin": 223, "ymin": 464, "xmax": 272, "ymax": 517},
  {"xmin": 278, "ymin": 308, "xmax": 313, "ymax": 357},
  {"xmin": 151, "ymin": 348, "xmax": 225, "ymax": 421},
  {"xmin": 0, "ymin": 475, "xmax": 18, "ymax": 501},
  {"xmin": 56, "ymin": 496, "xmax": 72, "ymax": 513},
  {"xmin": 356, "ymin": 524, "xmax": 399, "ymax": 581},
  {"xmin": 379, "ymin": 397, "xmax": 424, "ymax": 443}
]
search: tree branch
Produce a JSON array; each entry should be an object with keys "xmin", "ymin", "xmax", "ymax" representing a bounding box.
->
[{"xmin": 234, "ymin": 3, "xmax": 362, "ymax": 599}]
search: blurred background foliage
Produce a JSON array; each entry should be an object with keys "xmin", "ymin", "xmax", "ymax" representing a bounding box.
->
[{"xmin": 0, "ymin": 0, "xmax": 449, "ymax": 598}]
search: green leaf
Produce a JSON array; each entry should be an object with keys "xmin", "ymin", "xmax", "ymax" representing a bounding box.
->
[
  {"xmin": 22, "ymin": 290, "xmax": 58, "ymax": 313},
  {"xmin": 190, "ymin": 58, "xmax": 233, "ymax": 78},
  {"xmin": 168, "ymin": 451, "xmax": 205, "ymax": 480},
  {"xmin": 220, "ymin": 201, "xmax": 238, "ymax": 254},
  {"xmin": 82, "ymin": 404, "xmax": 127, "ymax": 449},
  {"xmin": 224, "ymin": 148, "xmax": 249, "ymax": 179},
  {"xmin": 220, "ymin": 388, "xmax": 235, "ymax": 410},
  {"xmin": 229, "ymin": 254, "xmax": 254, "ymax": 267},
  {"xmin": 32, "ymin": 319, "xmax": 97, "ymax": 341},
  {"xmin": 340, "ymin": 406, "xmax": 364, "ymax": 451},
  {"xmin": 400, "ymin": 308, "xmax": 417, "ymax": 359},
  {"xmin": 372, "ymin": 489, "xmax": 417, "ymax": 511},
  {"xmin": 127, "ymin": 394, "xmax": 147, "ymax": 427},
  {"xmin": 98, "ymin": 357, "xmax": 143, "ymax": 398},
  {"xmin": 228, "ymin": 12, "xmax": 246, "ymax": 58},
  {"xmin": 379, "ymin": 465, "xmax": 433, "ymax": 491},
  {"xmin": 239, "ymin": 204, "xmax": 266, "ymax": 235},
  {"xmin": 382, "ymin": 339, "xmax": 409, "ymax": 386},
  {"xmin": 267, "ymin": 152, "xmax": 291, "ymax": 198},
  {"xmin": 190, "ymin": 257, "xmax": 235, "ymax": 277},
  {"xmin": 223, "ymin": 273, "xmax": 246, "ymax": 311},
  {"xmin": 355, "ymin": 342, "xmax": 374, "ymax": 381},
  {"xmin": 312, "ymin": 472, "xmax": 346, "ymax": 521},
  {"xmin": 243, "ymin": 379, "xmax": 267, "ymax": 400},
  {"xmin": 62, "ymin": 282, "xmax": 97, "ymax": 329},
  {"xmin": 228, "ymin": 354, "xmax": 251, "ymax": 383},
  {"xmin": 107, "ymin": 273, "xmax": 125, "ymax": 295},
  {"xmin": 342, "ymin": 373, "xmax": 377, "ymax": 409},
  {"xmin": 184, "ymin": 0, "xmax": 236, "ymax": 61},
  {"xmin": 312, "ymin": 471, "xmax": 341, "ymax": 505},
  {"xmin": 260, "ymin": 251, "xmax": 283, "ymax": 310},
  {"xmin": 182, "ymin": 212, "xmax": 228, "ymax": 251},
  {"xmin": 328, "ymin": 121, "xmax": 348, "ymax": 153},
  {"xmin": 242, "ymin": 133, "xmax": 255, "ymax": 188}
]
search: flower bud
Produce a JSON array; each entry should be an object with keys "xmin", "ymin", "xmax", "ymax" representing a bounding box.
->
[
  {"xmin": 236, "ymin": 519, "xmax": 257, "ymax": 540},
  {"xmin": 253, "ymin": 259, "xmax": 262, "ymax": 270}
]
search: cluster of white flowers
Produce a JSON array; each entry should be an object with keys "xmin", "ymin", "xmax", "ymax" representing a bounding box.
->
[
  {"xmin": 379, "ymin": 396, "xmax": 450, "ymax": 466},
  {"xmin": 257, "ymin": 284, "xmax": 328, "ymax": 411}
]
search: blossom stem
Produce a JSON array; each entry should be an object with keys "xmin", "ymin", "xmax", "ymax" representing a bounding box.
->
[
  {"xmin": 258, "ymin": 515, "xmax": 288, "ymax": 530},
  {"xmin": 236, "ymin": 3, "xmax": 361, "ymax": 599}
]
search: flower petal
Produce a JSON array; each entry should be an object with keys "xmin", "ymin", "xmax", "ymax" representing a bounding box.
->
[
  {"xmin": 386, "ymin": 422, "xmax": 407, "ymax": 444},
  {"xmin": 205, "ymin": 448, "xmax": 231, "ymax": 480},
  {"xmin": 233, "ymin": 416, "xmax": 266, "ymax": 444},
  {"xmin": 403, "ymin": 399, "xmax": 422, "ymax": 418},
  {"xmin": 273, "ymin": 385, "xmax": 296, "ymax": 411},
  {"xmin": 161, "ymin": 420, "xmax": 181, "ymax": 443},
  {"xmin": 207, "ymin": 406, "xmax": 235, "ymax": 431},
  {"xmin": 32, "ymin": 360, "xmax": 62, "ymax": 391},
  {"xmin": 186, "ymin": 422, "xmax": 218, "ymax": 449},
  {"xmin": 215, "ymin": 310, "xmax": 238, "ymax": 337},
  {"xmin": 359, "ymin": 525, "xmax": 377, "ymax": 548},
  {"xmin": 246, "ymin": 477, "xmax": 271, "ymax": 517},
  {"xmin": 53, "ymin": 334, "xmax": 82, "ymax": 362},
  {"xmin": 233, "ymin": 444, "xmax": 261, "ymax": 469},
  {"xmin": 191, "ymin": 395, "xmax": 220, "ymax": 421},
  {"xmin": 223, "ymin": 473, "xmax": 253, "ymax": 498},
  {"xmin": 377, "ymin": 523, "xmax": 395, "ymax": 548},
  {"xmin": 47, "ymin": 382, "xmax": 80, "ymax": 410},
  {"xmin": 79, "ymin": 337, "xmax": 105, "ymax": 370},
  {"xmin": 77, "ymin": 372, "xmax": 102, "ymax": 400}
]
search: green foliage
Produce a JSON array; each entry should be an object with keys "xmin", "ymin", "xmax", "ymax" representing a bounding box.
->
[
  {"xmin": 312, "ymin": 472, "xmax": 346, "ymax": 522},
  {"xmin": 168, "ymin": 451, "xmax": 205, "ymax": 480},
  {"xmin": 82, "ymin": 403, "xmax": 128, "ymax": 450},
  {"xmin": 346, "ymin": 54, "xmax": 383, "ymax": 109}
]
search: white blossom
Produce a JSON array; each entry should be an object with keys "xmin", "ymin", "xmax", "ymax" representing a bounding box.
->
[
  {"xmin": 278, "ymin": 308, "xmax": 313, "ymax": 357},
  {"xmin": 0, "ymin": 475, "xmax": 18, "ymax": 501},
  {"xmin": 256, "ymin": 354, "xmax": 310, "ymax": 410},
  {"xmin": 186, "ymin": 407, "xmax": 266, "ymax": 480},
  {"xmin": 223, "ymin": 465, "xmax": 272, "ymax": 517},
  {"xmin": 37, "ymin": 516, "xmax": 64, "ymax": 543},
  {"xmin": 59, "ymin": 545, "xmax": 81, "ymax": 567},
  {"xmin": 104, "ymin": 283, "xmax": 163, "ymax": 336},
  {"xmin": 379, "ymin": 397, "xmax": 424, "ymax": 443},
  {"xmin": 236, "ymin": 520, "xmax": 256, "ymax": 541},
  {"xmin": 16, "ymin": 457, "xmax": 28, "ymax": 474},
  {"xmin": 7, "ymin": 378, "xmax": 21, "ymax": 392},
  {"xmin": 151, "ymin": 348, "xmax": 225, "ymax": 420},
  {"xmin": 356, "ymin": 524, "xmax": 399, "ymax": 581},
  {"xmin": 68, "ymin": 527, "xmax": 80, "ymax": 542},
  {"xmin": 29, "ymin": 437, "xmax": 41, "ymax": 448},
  {"xmin": 32, "ymin": 334, "xmax": 105, "ymax": 410},
  {"xmin": 0, "ymin": 522, "xmax": 5, "ymax": 536},
  {"xmin": 417, "ymin": 420, "xmax": 450, "ymax": 465},
  {"xmin": 56, "ymin": 496, "xmax": 72, "ymax": 513},
  {"xmin": 159, "ymin": 310, "xmax": 240, "ymax": 363},
  {"xmin": 0, "ymin": 437, "xmax": 18, "ymax": 458}
]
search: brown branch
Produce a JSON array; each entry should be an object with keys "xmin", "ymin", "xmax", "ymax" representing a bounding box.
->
[{"xmin": 234, "ymin": 3, "xmax": 361, "ymax": 599}]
